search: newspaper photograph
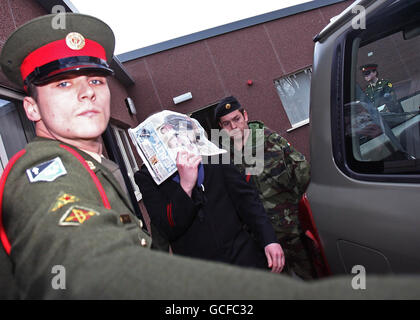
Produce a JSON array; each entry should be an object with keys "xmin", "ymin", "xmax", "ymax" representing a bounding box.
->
[{"xmin": 128, "ymin": 110, "xmax": 226, "ymax": 185}]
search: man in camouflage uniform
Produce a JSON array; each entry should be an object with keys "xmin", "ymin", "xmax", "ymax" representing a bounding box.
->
[
  {"xmin": 216, "ymin": 96, "xmax": 316, "ymax": 279},
  {"xmin": 360, "ymin": 64, "xmax": 404, "ymax": 113}
]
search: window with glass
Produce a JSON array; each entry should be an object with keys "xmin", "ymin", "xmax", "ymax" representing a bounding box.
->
[
  {"xmin": 343, "ymin": 3, "xmax": 420, "ymax": 177},
  {"xmin": 274, "ymin": 67, "xmax": 312, "ymax": 128},
  {"xmin": 0, "ymin": 92, "xmax": 35, "ymax": 175}
]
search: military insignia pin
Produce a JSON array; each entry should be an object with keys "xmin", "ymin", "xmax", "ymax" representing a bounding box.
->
[
  {"xmin": 65, "ymin": 32, "xmax": 85, "ymax": 50},
  {"xmin": 59, "ymin": 206, "xmax": 99, "ymax": 226},
  {"xmin": 26, "ymin": 157, "xmax": 67, "ymax": 183},
  {"xmin": 85, "ymin": 160, "xmax": 96, "ymax": 171},
  {"xmin": 119, "ymin": 214, "xmax": 132, "ymax": 224}
]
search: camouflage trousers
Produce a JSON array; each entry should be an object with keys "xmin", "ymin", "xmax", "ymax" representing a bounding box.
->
[{"xmin": 269, "ymin": 211, "xmax": 317, "ymax": 280}]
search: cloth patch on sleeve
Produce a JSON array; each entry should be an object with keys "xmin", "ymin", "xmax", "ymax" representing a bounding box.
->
[
  {"xmin": 50, "ymin": 193, "xmax": 80, "ymax": 212},
  {"xmin": 59, "ymin": 206, "xmax": 99, "ymax": 226},
  {"xmin": 26, "ymin": 157, "xmax": 67, "ymax": 183}
]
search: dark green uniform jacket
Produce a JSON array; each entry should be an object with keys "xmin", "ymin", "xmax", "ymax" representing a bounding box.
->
[{"xmin": 0, "ymin": 137, "xmax": 151, "ymax": 298}]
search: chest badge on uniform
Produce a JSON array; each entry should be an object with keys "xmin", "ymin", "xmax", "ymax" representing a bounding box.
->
[
  {"xmin": 26, "ymin": 157, "xmax": 67, "ymax": 183},
  {"xmin": 59, "ymin": 206, "xmax": 99, "ymax": 226},
  {"xmin": 50, "ymin": 193, "xmax": 80, "ymax": 212}
]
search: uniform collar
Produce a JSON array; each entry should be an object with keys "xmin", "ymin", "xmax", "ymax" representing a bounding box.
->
[{"xmin": 80, "ymin": 149, "xmax": 102, "ymax": 163}]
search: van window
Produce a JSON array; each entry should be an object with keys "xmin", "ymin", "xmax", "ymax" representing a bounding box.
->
[
  {"xmin": 344, "ymin": 18, "xmax": 420, "ymax": 176},
  {"xmin": 0, "ymin": 95, "xmax": 35, "ymax": 175}
]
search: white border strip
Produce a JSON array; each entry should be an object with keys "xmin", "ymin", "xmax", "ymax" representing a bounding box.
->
[{"xmin": 286, "ymin": 118, "xmax": 310, "ymax": 132}]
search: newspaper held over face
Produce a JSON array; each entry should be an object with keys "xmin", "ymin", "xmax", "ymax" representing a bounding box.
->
[{"xmin": 128, "ymin": 110, "xmax": 226, "ymax": 185}]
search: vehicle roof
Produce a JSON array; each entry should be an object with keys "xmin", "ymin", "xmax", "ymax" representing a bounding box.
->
[{"xmin": 313, "ymin": 0, "xmax": 376, "ymax": 42}]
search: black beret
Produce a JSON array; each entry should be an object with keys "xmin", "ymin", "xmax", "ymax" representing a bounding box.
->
[{"xmin": 214, "ymin": 96, "xmax": 242, "ymax": 121}]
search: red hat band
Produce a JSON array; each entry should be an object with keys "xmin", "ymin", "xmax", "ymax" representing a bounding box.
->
[{"xmin": 362, "ymin": 66, "xmax": 376, "ymax": 71}]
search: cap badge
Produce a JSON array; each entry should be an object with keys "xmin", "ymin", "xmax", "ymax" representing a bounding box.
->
[
  {"xmin": 225, "ymin": 104, "xmax": 231, "ymax": 109},
  {"xmin": 65, "ymin": 32, "xmax": 86, "ymax": 50}
]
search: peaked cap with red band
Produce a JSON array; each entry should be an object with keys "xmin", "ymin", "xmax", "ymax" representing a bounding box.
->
[
  {"xmin": 360, "ymin": 63, "xmax": 378, "ymax": 72},
  {"xmin": 0, "ymin": 13, "xmax": 115, "ymax": 90}
]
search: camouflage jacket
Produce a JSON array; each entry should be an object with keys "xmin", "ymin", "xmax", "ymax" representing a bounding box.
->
[{"xmin": 223, "ymin": 121, "xmax": 310, "ymax": 220}]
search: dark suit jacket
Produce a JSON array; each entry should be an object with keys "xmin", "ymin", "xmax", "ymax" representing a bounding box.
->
[{"xmin": 135, "ymin": 163, "xmax": 278, "ymax": 269}]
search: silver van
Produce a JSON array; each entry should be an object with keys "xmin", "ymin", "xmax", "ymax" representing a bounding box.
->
[{"xmin": 305, "ymin": 0, "xmax": 420, "ymax": 275}]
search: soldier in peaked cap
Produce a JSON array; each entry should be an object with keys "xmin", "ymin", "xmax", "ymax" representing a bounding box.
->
[
  {"xmin": 360, "ymin": 63, "xmax": 404, "ymax": 113},
  {"xmin": 215, "ymin": 96, "xmax": 318, "ymax": 280},
  {"xmin": 0, "ymin": 13, "xmax": 155, "ymax": 298}
]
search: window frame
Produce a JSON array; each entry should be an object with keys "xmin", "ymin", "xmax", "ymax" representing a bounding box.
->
[
  {"xmin": 330, "ymin": 3, "xmax": 420, "ymax": 183},
  {"xmin": 274, "ymin": 66, "xmax": 312, "ymax": 129},
  {"xmin": 111, "ymin": 125, "xmax": 142, "ymax": 201},
  {"xmin": 0, "ymin": 86, "xmax": 36, "ymax": 175},
  {"xmin": 0, "ymin": 134, "xmax": 8, "ymax": 176}
]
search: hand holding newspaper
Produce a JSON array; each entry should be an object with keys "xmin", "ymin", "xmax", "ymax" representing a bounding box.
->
[{"xmin": 128, "ymin": 110, "xmax": 226, "ymax": 185}]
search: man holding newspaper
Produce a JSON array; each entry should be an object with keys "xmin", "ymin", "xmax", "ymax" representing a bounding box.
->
[{"xmin": 132, "ymin": 111, "xmax": 284, "ymax": 272}]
